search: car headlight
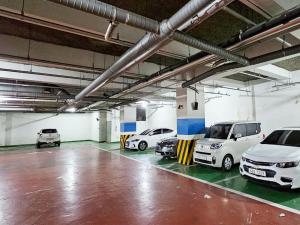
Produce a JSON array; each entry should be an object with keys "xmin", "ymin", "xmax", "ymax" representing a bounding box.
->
[
  {"xmin": 210, "ymin": 143, "xmax": 222, "ymax": 150},
  {"xmin": 131, "ymin": 139, "xmax": 140, "ymax": 142},
  {"xmin": 276, "ymin": 161, "xmax": 300, "ymax": 168}
]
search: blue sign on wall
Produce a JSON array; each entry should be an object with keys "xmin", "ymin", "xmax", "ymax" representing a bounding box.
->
[
  {"xmin": 177, "ymin": 118, "xmax": 205, "ymax": 135},
  {"xmin": 120, "ymin": 122, "xmax": 136, "ymax": 132}
]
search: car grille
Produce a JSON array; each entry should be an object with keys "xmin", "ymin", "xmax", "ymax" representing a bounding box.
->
[
  {"xmin": 245, "ymin": 158, "xmax": 275, "ymax": 166},
  {"xmin": 243, "ymin": 165, "xmax": 276, "ymax": 178},
  {"xmin": 195, "ymin": 151, "xmax": 211, "ymax": 155},
  {"xmin": 194, "ymin": 158, "xmax": 212, "ymax": 164}
]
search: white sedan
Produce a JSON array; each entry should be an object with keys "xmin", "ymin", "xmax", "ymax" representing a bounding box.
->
[
  {"xmin": 240, "ymin": 127, "xmax": 300, "ymax": 189},
  {"xmin": 125, "ymin": 128, "xmax": 176, "ymax": 151}
]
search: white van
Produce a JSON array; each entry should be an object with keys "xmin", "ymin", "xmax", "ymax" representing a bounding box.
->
[{"xmin": 193, "ymin": 121, "xmax": 262, "ymax": 171}]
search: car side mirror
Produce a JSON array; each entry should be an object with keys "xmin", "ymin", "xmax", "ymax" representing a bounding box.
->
[{"xmin": 234, "ymin": 133, "xmax": 242, "ymax": 141}]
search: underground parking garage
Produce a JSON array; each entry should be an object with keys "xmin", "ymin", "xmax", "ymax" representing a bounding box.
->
[{"xmin": 0, "ymin": 0, "xmax": 300, "ymax": 224}]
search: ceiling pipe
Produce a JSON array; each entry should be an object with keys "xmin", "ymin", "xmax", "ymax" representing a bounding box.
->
[
  {"xmin": 56, "ymin": 0, "xmax": 214, "ymax": 112},
  {"xmin": 49, "ymin": 0, "xmax": 247, "ymax": 66},
  {"xmin": 48, "ymin": 0, "xmax": 160, "ymax": 34},
  {"xmin": 104, "ymin": 6, "xmax": 300, "ymax": 100},
  {"xmin": 104, "ymin": 21, "xmax": 118, "ymax": 41},
  {"xmin": 223, "ymin": 6, "xmax": 292, "ymax": 47},
  {"xmin": 182, "ymin": 44, "xmax": 300, "ymax": 87}
]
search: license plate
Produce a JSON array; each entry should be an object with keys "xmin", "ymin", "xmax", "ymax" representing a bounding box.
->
[
  {"xmin": 198, "ymin": 155, "xmax": 212, "ymax": 161},
  {"xmin": 249, "ymin": 168, "xmax": 266, "ymax": 177},
  {"xmin": 47, "ymin": 138, "xmax": 53, "ymax": 141}
]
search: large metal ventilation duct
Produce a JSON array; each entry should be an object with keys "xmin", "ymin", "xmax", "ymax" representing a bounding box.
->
[
  {"xmin": 48, "ymin": 0, "xmax": 160, "ymax": 34},
  {"xmin": 48, "ymin": 0, "xmax": 248, "ymax": 66},
  {"xmin": 55, "ymin": 0, "xmax": 212, "ymax": 111},
  {"xmin": 49, "ymin": 0, "xmax": 249, "ymax": 111}
]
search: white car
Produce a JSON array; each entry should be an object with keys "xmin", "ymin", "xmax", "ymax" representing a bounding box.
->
[
  {"xmin": 36, "ymin": 129, "xmax": 61, "ymax": 148},
  {"xmin": 193, "ymin": 121, "xmax": 262, "ymax": 171},
  {"xmin": 240, "ymin": 127, "xmax": 300, "ymax": 189},
  {"xmin": 125, "ymin": 128, "xmax": 176, "ymax": 151}
]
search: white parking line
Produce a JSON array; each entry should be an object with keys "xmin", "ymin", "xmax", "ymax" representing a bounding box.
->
[
  {"xmin": 95, "ymin": 146, "xmax": 300, "ymax": 215},
  {"xmin": 214, "ymin": 175, "xmax": 241, "ymax": 184}
]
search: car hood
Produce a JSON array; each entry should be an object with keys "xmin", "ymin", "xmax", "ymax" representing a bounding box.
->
[
  {"xmin": 196, "ymin": 138, "xmax": 224, "ymax": 145},
  {"xmin": 127, "ymin": 135, "xmax": 144, "ymax": 141},
  {"xmin": 244, "ymin": 144, "xmax": 300, "ymax": 162},
  {"xmin": 160, "ymin": 137, "xmax": 177, "ymax": 145}
]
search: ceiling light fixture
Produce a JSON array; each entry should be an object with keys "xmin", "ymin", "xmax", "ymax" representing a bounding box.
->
[
  {"xmin": 0, "ymin": 107, "xmax": 34, "ymax": 112},
  {"xmin": 66, "ymin": 107, "xmax": 77, "ymax": 113}
]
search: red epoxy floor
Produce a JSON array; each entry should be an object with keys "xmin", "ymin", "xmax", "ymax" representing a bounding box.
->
[{"xmin": 0, "ymin": 145, "xmax": 299, "ymax": 225}]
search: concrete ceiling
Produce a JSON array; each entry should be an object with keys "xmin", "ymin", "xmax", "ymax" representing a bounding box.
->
[{"xmin": 0, "ymin": 0, "xmax": 298, "ymax": 112}]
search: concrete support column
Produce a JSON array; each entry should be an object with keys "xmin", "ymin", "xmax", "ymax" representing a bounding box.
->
[
  {"xmin": 120, "ymin": 105, "xmax": 148, "ymax": 149},
  {"xmin": 120, "ymin": 106, "xmax": 137, "ymax": 149},
  {"xmin": 176, "ymin": 87, "xmax": 205, "ymax": 165}
]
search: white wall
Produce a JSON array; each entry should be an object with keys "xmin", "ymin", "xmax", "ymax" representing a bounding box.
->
[
  {"xmin": 0, "ymin": 112, "xmax": 98, "ymax": 146},
  {"xmin": 147, "ymin": 105, "xmax": 177, "ymax": 131},
  {"xmin": 254, "ymin": 70, "xmax": 300, "ymax": 135},
  {"xmin": 205, "ymin": 89, "xmax": 254, "ymax": 127}
]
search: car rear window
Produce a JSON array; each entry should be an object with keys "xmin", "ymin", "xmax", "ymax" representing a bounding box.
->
[{"xmin": 42, "ymin": 129, "xmax": 57, "ymax": 133}]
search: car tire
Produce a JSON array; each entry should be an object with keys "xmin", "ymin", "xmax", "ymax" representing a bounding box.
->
[
  {"xmin": 36, "ymin": 142, "xmax": 41, "ymax": 149},
  {"xmin": 222, "ymin": 154, "xmax": 234, "ymax": 171},
  {"xmin": 138, "ymin": 141, "xmax": 147, "ymax": 151},
  {"xmin": 57, "ymin": 141, "xmax": 61, "ymax": 147}
]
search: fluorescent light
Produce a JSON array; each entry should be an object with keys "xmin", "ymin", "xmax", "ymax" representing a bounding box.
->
[
  {"xmin": 66, "ymin": 107, "xmax": 77, "ymax": 113},
  {"xmin": 137, "ymin": 100, "xmax": 149, "ymax": 108},
  {"xmin": 0, "ymin": 107, "xmax": 34, "ymax": 112}
]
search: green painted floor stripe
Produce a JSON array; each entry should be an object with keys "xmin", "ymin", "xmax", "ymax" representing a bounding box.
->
[{"xmin": 91, "ymin": 141, "xmax": 300, "ymax": 212}]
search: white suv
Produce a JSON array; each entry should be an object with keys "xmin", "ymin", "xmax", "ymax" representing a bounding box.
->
[
  {"xmin": 240, "ymin": 128, "xmax": 300, "ymax": 189},
  {"xmin": 36, "ymin": 129, "xmax": 60, "ymax": 148},
  {"xmin": 193, "ymin": 121, "xmax": 262, "ymax": 171}
]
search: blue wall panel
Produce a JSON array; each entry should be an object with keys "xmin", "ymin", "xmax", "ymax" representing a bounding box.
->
[
  {"xmin": 120, "ymin": 122, "xmax": 136, "ymax": 132},
  {"xmin": 177, "ymin": 118, "xmax": 205, "ymax": 135}
]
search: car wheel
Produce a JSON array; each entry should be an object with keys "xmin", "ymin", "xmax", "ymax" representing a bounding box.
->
[
  {"xmin": 222, "ymin": 154, "xmax": 233, "ymax": 171},
  {"xmin": 57, "ymin": 142, "xmax": 61, "ymax": 147},
  {"xmin": 138, "ymin": 141, "xmax": 147, "ymax": 151},
  {"xmin": 36, "ymin": 142, "xmax": 41, "ymax": 149}
]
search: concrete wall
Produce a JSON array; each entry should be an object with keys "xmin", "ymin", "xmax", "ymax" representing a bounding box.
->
[{"xmin": 0, "ymin": 112, "xmax": 99, "ymax": 146}]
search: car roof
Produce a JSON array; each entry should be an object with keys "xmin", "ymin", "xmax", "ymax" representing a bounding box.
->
[
  {"xmin": 278, "ymin": 127, "xmax": 300, "ymax": 131},
  {"xmin": 214, "ymin": 121, "xmax": 260, "ymax": 125}
]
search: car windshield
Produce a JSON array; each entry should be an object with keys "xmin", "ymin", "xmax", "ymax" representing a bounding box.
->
[
  {"xmin": 140, "ymin": 129, "xmax": 152, "ymax": 135},
  {"xmin": 205, "ymin": 124, "xmax": 232, "ymax": 139},
  {"xmin": 42, "ymin": 129, "xmax": 57, "ymax": 133},
  {"xmin": 261, "ymin": 130, "xmax": 300, "ymax": 147}
]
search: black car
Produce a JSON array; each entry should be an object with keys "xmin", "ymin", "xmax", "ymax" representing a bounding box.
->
[{"xmin": 155, "ymin": 137, "xmax": 178, "ymax": 158}]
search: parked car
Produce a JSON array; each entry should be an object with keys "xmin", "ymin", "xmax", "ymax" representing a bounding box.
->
[
  {"xmin": 125, "ymin": 128, "xmax": 176, "ymax": 151},
  {"xmin": 240, "ymin": 127, "xmax": 300, "ymax": 189},
  {"xmin": 193, "ymin": 121, "xmax": 262, "ymax": 171},
  {"xmin": 155, "ymin": 137, "xmax": 178, "ymax": 158},
  {"xmin": 36, "ymin": 129, "xmax": 61, "ymax": 148}
]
